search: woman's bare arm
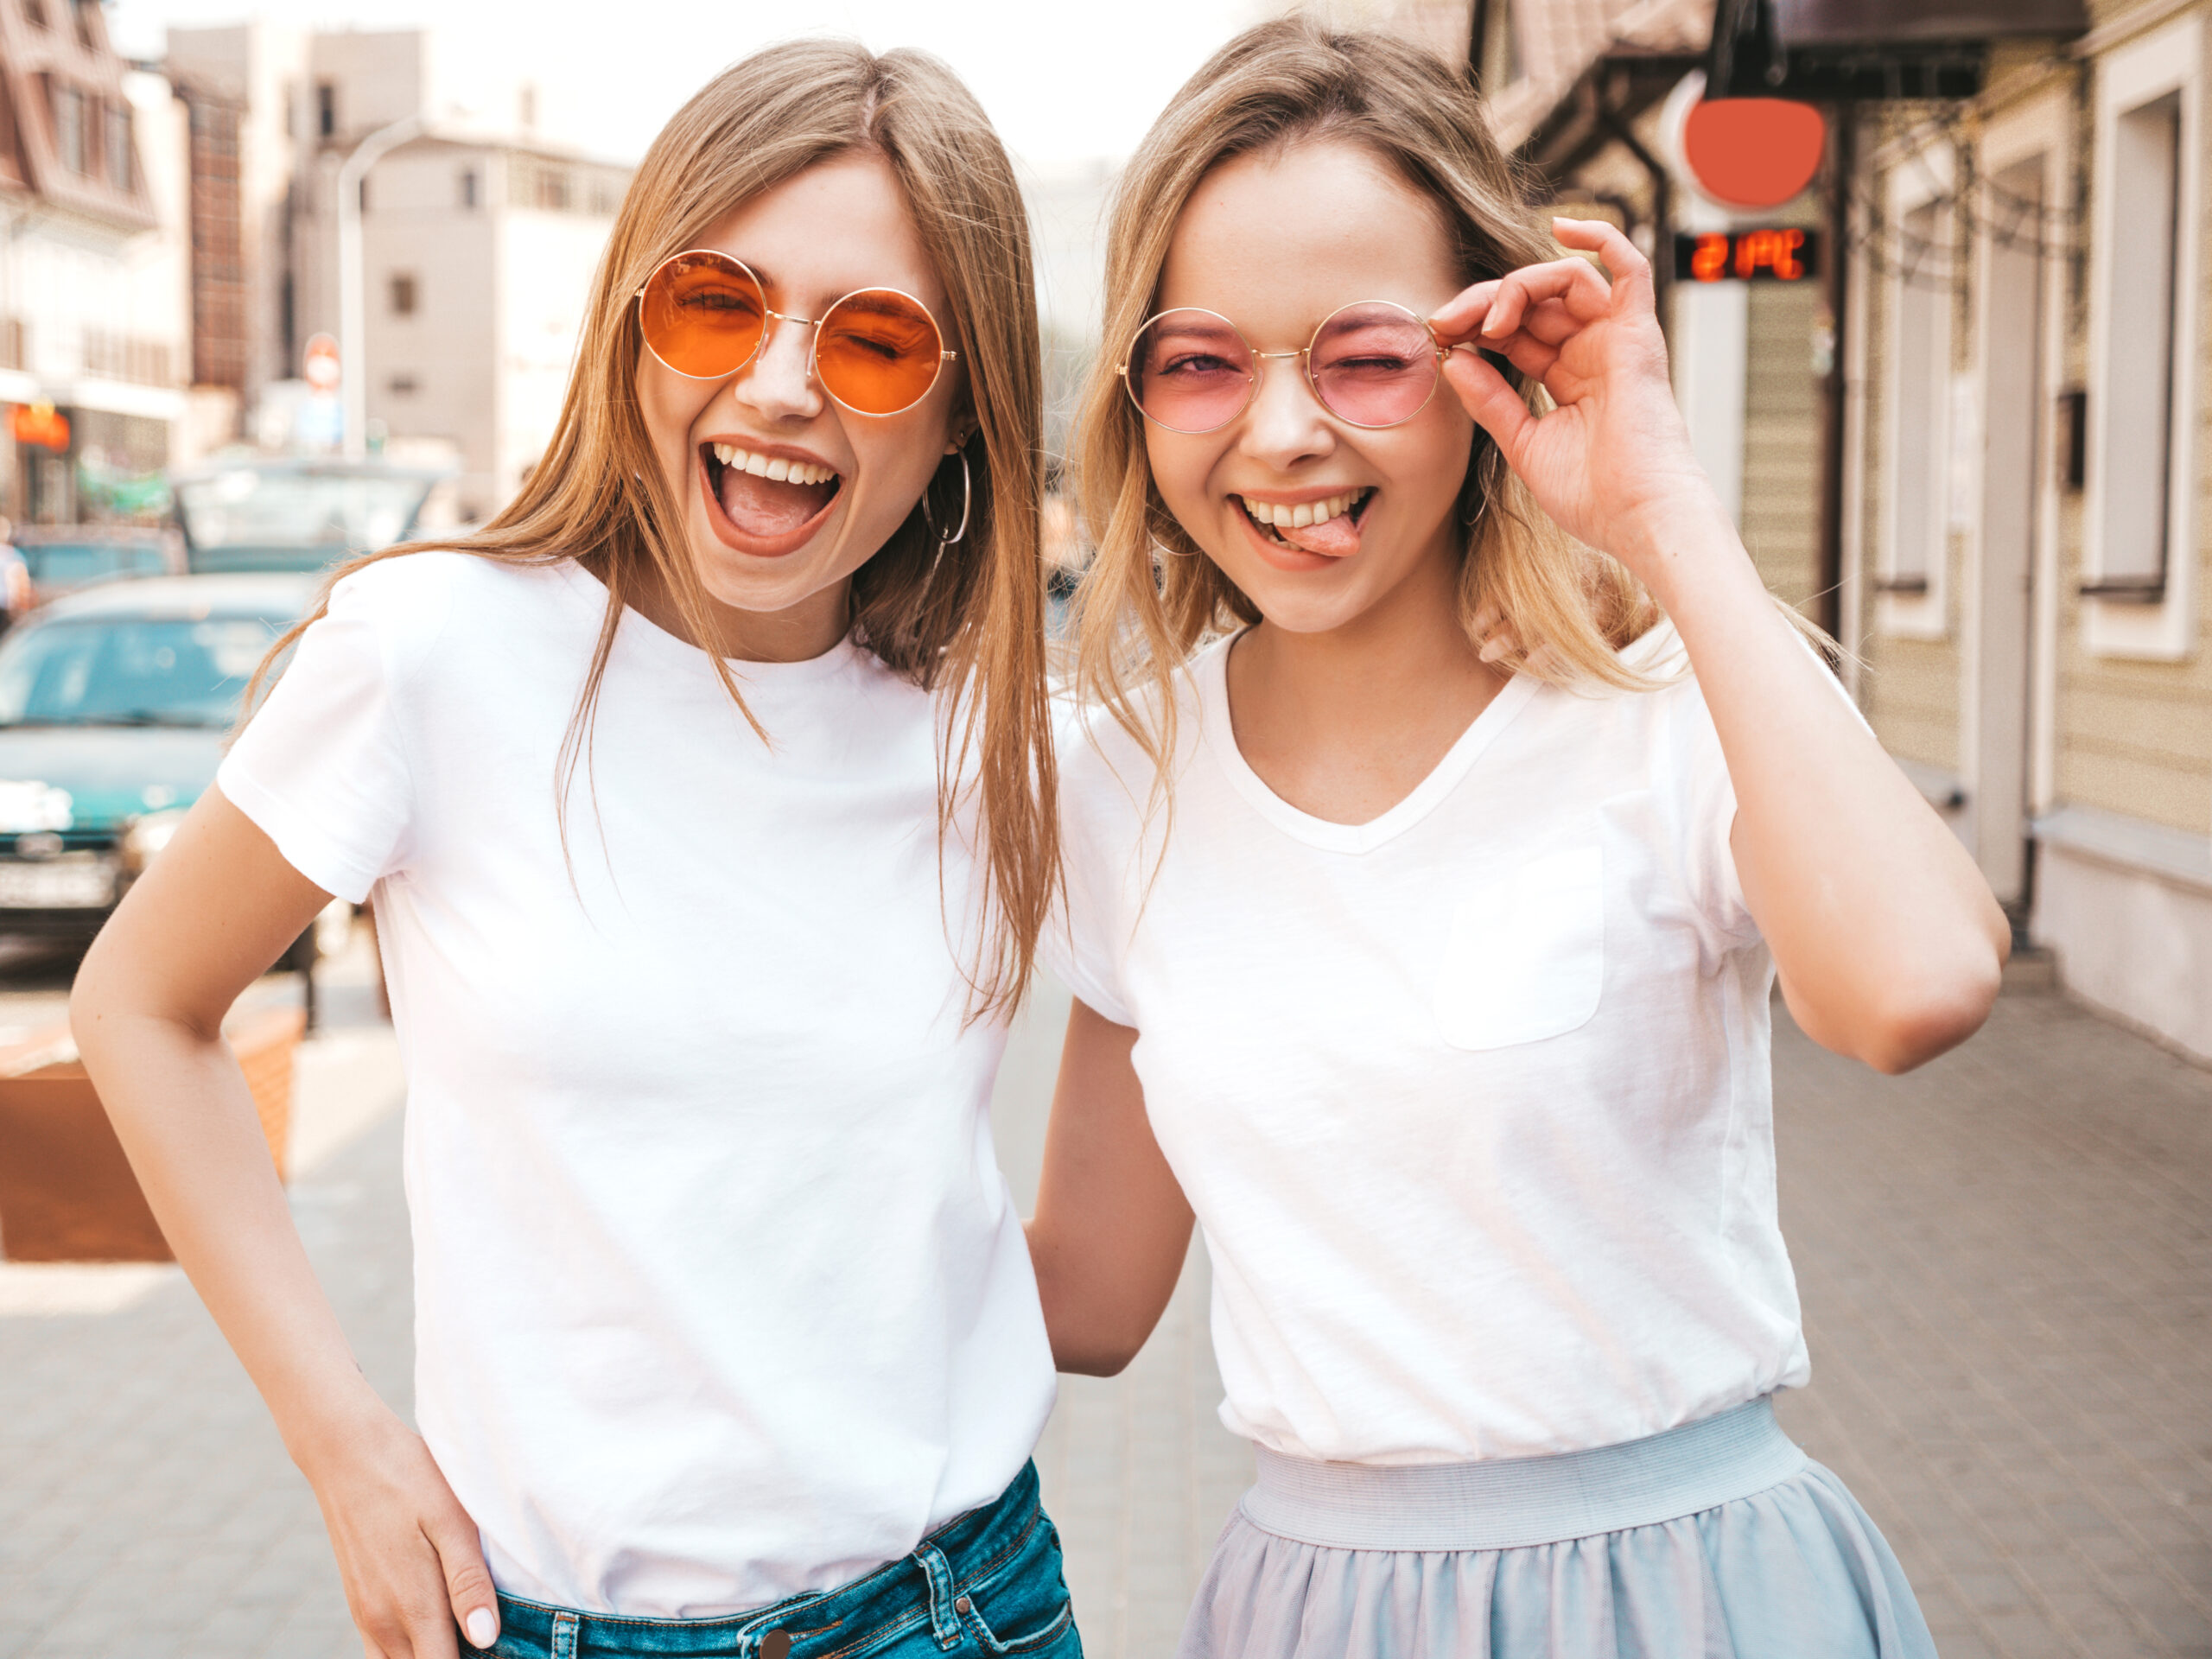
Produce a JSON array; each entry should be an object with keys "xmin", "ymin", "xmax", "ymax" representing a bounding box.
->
[
  {"xmin": 1438, "ymin": 219, "xmax": 2007, "ymax": 1074},
  {"xmin": 1025, "ymin": 999, "xmax": 1193, "ymax": 1376},
  {"xmin": 72, "ymin": 785, "xmax": 499, "ymax": 1658}
]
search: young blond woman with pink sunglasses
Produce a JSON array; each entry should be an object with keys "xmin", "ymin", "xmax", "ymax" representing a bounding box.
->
[
  {"xmin": 75, "ymin": 43, "xmax": 1080, "ymax": 1659},
  {"xmin": 1029, "ymin": 20, "xmax": 2002, "ymax": 1657}
]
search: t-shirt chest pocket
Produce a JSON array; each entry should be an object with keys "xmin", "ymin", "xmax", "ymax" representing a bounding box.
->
[{"xmin": 1432, "ymin": 844, "xmax": 1605, "ymax": 1051}]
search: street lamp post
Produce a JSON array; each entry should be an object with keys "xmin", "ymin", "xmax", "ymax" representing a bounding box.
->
[{"xmin": 336, "ymin": 114, "xmax": 424, "ymax": 461}]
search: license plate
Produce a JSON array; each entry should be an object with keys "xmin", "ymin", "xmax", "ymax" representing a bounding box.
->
[{"xmin": 0, "ymin": 860, "xmax": 115, "ymax": 907}]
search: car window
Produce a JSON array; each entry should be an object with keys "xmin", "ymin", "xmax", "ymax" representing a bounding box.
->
[
  {"xmin": 22, "ymin": 543, "xmax": 129, "ymax": 583},
  {"xmin": 0, "ymin": 613, "xmax": 285, "ymax": 728}
]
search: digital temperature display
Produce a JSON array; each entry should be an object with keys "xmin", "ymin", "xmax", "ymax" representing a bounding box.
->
[{"xmin": 1672, "ymin": 229, "xmax": 1821, "ymax": 283}]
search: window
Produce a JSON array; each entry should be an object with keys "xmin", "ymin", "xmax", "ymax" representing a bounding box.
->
[
  {"xmin": 21, "ymin": 0, "xmax": 43, "ymax": 28},
  {"xmin": 2085, "ymin": 14, "xmax": 2201, "ymax": 657},
  {"xmin": 2094, "ymin": 92, "xmax": 2181, "ymax": 597},
  {"xmin": 458, "ymin": 167, "xmax": 477, "ymax": 209},
  {"xmin": 50, "ymin": 81, "xmax": 83, "ymax": 174},
  {"xmin": 69, "ymin": 0, "xmax": 92, "ymax": 50},
  {"xmin": 535, "ymin": 165, "xmax": 571, "ymax": 212},
  {"xmin": 104, "ymin": 102, "xmax": 130, "ymax": 191},
  {"xmin": 1891, "ymin": 209, "xmax": 1947, "ymax": 590},
  {"xmin": 387, "ymin": 374, "xmax": 417, "ymax": 395},
  {"xmin": 316, "ymin": 82, "xmax": 335, "ymax": 139},
  {"xmin": 388, "ymin": 272, "xmax": 416, "ymax": 316},
  {"xmin": 1879, "ymin": 150, "xmax": 1955, "ymax": 638}
]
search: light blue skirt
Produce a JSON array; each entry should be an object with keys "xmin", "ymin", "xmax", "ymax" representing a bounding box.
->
[{"xmin": 1177, "ymin": 1399, "xmax": 1937, "ymax": 1658}]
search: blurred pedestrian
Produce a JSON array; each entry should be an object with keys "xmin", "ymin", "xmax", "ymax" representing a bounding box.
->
[
  {"xmin": 74, "ymin": 41, "xmax": 1073, "ymax": 1659},
  {"xmin": 1027, "ymin": 20, "xmax": 2007, "ymax": 1659}
]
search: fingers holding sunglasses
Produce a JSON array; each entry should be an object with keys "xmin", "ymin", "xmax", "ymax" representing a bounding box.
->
[
  {"xmin": 1440, "ymin": 339, "xmax": 1541, "ymax": 461},
  {"xmin": 1432, "ymin": 251, "xmax": 1611, "ymax": 347}
]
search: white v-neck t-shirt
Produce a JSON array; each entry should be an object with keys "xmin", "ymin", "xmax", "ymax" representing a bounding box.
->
[
  {"xmin": 219, "ymin": 552, "xmax": 1055, "ymax": 1617},
  {"xmin": 1046, "ymin": 627, "xmax": 1808, "ymax": 1465}
]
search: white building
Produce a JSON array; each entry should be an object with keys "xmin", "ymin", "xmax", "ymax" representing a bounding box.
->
[{"xmin": 164, "ymin": 24, "xmax": 630, "ymax": 521}]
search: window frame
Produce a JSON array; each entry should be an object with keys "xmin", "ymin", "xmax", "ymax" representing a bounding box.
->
[{"xmin": 2083, "ymin": 12, "xmax": 2203, "ymax": 660}]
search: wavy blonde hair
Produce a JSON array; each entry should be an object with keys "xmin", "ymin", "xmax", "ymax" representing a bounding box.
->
[
  {"xmin": 255, "ymin": 41, "xmax": 1053, "ymax": 1015},
  {"xmin": 1073, "ymin": 17, "xmax": 1660, "ymax": 769}
]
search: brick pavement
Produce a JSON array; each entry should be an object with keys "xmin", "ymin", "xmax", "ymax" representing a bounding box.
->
[{"xmin": 2, "ymin": 969, "xmax": 2207, "ymax": 1657}]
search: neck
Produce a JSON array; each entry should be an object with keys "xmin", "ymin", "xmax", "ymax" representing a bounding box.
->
[
  {"xmin": 1224, "ymin": 539, "xmax": 1508, "ymax": 826},
  {"xmin": 1235, "ymin": 545, "xmax": 1492, "ymax": 741},
  {"xmin": 623, "ymin": 564, "xmax": 851, "ymax": 663}
]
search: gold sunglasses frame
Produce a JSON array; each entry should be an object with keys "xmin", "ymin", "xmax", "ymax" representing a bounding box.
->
[
  {"xmin": 1117, "ymin": 301, "xmax": 1452, "ymax": 434},
  {"xmin": 636, "ymin": 249, "xmax": 958, "ymax": 417}
]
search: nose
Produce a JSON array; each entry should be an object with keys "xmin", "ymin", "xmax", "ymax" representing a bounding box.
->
[
  {"xmin": 733, "ymin": 311, "xmax": 823, "ymax": 423},
  {"xmin": 1236, "ymin": 352, "xmax": 1335, "ymax": 472}
]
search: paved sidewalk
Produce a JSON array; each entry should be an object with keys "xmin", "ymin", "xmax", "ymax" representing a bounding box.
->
[{"xmin": 2, "ymin": 970, "xmax": 2207, "ymax": 1657}]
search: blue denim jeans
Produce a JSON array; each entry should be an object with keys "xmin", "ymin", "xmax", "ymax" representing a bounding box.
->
[{"xmin": 470, "ymin": 1463, "xmax": 1080, "ymax": 1658}]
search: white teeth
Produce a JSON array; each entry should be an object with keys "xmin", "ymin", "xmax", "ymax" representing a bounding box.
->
[
  {"xmin": 1238, "ymin": 491, "xmax": 1364, "ymax": 529},
  {"xmin": 711, "ymin": 443, "xmax": 836, "ymax": 486}
]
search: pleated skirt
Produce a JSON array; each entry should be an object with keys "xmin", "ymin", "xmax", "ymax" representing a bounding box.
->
[{"xmin": 1176, "ymin": 1398, "xmax": 1938, "ymax": 1659}]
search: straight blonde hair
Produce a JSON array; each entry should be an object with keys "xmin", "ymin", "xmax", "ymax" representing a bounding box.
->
[
  {"xmin": 1073, "ymin": 17, "xmax": 1660, "ymax": 772},
  {"xmin": 254, "ymin": 40, "xmax": 1054, "ymax": 1016}
]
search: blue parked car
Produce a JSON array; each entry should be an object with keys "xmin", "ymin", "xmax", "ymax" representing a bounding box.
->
[{"xmin": 0, "ymin": 572, "xmax": 317, "ymax": 941}]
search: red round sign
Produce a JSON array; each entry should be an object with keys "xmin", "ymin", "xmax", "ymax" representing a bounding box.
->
[{"xmin": 1682, "ymin": 99, "xmax": 1826, "ymax": 210}]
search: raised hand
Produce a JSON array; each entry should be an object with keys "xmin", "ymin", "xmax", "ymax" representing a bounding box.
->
[{"xmin": 1431, "ymin": 217, "xmax": 1716, "ymax": 590}]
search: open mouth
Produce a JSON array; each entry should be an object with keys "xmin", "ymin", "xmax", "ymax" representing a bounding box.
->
[
  {"xmin": 1234, "ymin": 488, "xmax": 1375, "ymax": 557},
  {"xmin": 702, "ymin": 442, "xmax": 843, "ymax": 549}
]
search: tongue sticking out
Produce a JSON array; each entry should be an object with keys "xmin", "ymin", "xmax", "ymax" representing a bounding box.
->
[
  {"xmin": 1276, "ymin": 507, "xmax": 1362, "ymax": 557},
  {"xmin": 717, "ymin": 464, "xmax": 836, "ymax": 537}
]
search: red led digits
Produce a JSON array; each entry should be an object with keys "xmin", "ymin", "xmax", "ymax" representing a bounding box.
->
[{"xmin": 1674, "ymin": 229, "xmax": 1815, "ymax": 283}]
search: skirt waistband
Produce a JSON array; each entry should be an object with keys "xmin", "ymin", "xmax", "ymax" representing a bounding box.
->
[{"xmin": 1242, "ymin": 1398, "xmax": 1808, "ymax": 1553}]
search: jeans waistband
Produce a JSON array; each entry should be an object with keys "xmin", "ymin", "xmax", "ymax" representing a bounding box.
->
[
  {"xmin": 1242, "ymin": 1398, "xmax": 1808, "ymax": 1553},
  {"xmin": 489, "ymin": 1462, "xmax": 1046, "ymax": 1657}
]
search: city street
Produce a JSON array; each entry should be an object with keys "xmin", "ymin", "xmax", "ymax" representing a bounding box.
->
[{"xmin": 2, "ymin": 954, "xmax": 2208, "ymax": 1658}]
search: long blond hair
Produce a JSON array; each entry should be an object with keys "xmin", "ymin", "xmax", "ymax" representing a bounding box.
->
[
  {"xmin": 1073, "ymin": 17, "xmax": 1658, "ymax": 771},
  {"xmin": 255, "ymin": 41, "xmax": 1054, "ymax": 1015}
]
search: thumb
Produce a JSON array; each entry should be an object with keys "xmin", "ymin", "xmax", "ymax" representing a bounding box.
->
[
  {"xmin": 1443, "ymin": 347, "xmax": 1535, "ymax": 466},
  {"xmin": 427, "ymin": 1512, "xmax": 499, "ymax": 1652}
]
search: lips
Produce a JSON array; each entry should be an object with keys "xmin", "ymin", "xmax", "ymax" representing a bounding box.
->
[
  {"xmin": 701, "ymin": 442, "xmax": 843, "ymax": 557},
  {"xmin": 1236, "ymin": 489, "xmax": 1375, "ymax": 558}
]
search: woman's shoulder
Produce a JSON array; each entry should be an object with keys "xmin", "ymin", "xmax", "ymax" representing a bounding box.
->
[
  {"xmin": 1054, "ymin": 645, "xmax": 1216, "ymax": 809},
  {"xmin": 328, "ymin": 548, "xmax": 580, "ymax": 617}
]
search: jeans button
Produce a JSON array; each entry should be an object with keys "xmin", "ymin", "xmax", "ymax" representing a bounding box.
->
[
  {"xmin": 954, "ymin": 1595, "xmax": 972, "ymax": 1615},
  {"xmin": 762, "ymin": 1633, "xmax": 792, "ymax": 1659}
]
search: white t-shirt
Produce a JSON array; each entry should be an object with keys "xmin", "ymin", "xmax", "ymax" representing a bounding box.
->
[
  {"xmin": 221, "ymin": 553, "xmax": 1055, "ymax": 1617},
  {"xmin": 1047, "ymin": 627, "xmax": 1809, "ymax": 1465}
]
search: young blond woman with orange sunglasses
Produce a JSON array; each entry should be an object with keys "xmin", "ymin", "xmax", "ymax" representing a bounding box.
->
[
  {"xmin": 1028, "ymin": 19, "xmax": 2003, "ymax": 1657},
  {"xmin": 74, "ymin": 43, "xmax": 1077, "ymax": 1659}
]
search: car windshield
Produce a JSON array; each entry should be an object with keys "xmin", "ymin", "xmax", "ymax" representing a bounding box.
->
[
  {"xmin": 174, "ymin": 468, "xmax": 432, "ymax": 571},
  {"xmin": 0, "ymin": 613, "xmax": 286, "ymax": 728}
]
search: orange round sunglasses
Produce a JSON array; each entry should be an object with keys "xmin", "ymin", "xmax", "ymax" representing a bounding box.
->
[{"xmin": 637, "ymin": 250, "xmax": 957, "ymax": 416}]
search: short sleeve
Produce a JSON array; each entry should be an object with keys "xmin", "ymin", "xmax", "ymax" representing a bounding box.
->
[
  {"xmin": 217, "ymin": 572, "xmax": 416, "ymax": 903},
  {"xmin": 1039, "ymin": 708, "xmax": 1139, "ymax": 1028}
]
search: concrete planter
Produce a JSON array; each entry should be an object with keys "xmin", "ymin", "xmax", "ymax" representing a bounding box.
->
[{"xmin": 0, "ymin": 1004, "xmax": 302, "ymax": 1262}]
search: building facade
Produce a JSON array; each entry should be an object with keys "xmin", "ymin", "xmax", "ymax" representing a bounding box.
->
[
  {"xmin": 1846, "ymin": 4, "xmax": 2212, "ymax": 1060},
  {"xmin": 1498, "ymin": 0, "xmax": 2212, "ymax": 1063},
  {"xmin": 0, "ymin": 0, "xmax": 190, "ymax": 525},
  {"xmin": 163, "ymin": 24, "xmax": 630, "ymax": 521}
]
